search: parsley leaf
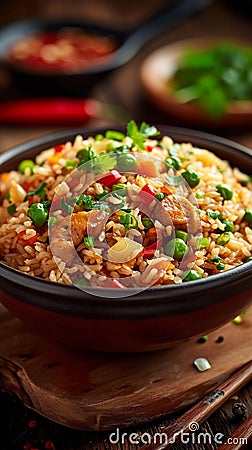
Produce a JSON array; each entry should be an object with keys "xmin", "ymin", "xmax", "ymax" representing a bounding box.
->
[{"xmin": 92, "ymin": 153, "xmax": 117, "ymax": 175}]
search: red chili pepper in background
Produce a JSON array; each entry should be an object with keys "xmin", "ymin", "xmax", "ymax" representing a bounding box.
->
[
  {"xmin": 143, "ymin": 238, "xmax": 163, "ymax": 259},
  {"xmin": 99, "ymin": 170, "xmax": 121, "ymax": 187},
  {"xmin": 139, "ymin": 183, "xmax": 156, "ymax": 204}
]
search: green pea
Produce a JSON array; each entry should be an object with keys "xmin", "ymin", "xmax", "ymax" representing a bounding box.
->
[
  {"xmin": 222, "ymin": 219, "xmax": 234, "ymax": 232},
  {"xmin": 195, "ymin": 191, "xmax": 205, "ymax": 199},
  {"xmin": 243, "ymin": 209, "xmax": 252, "ymax": 225},
  {"xmin": 142, "ymin": 218, "xmax": 154, "ymax": 229},
  {"xmin": 117, "ymin": 154, "xmax": 137, "ymax": 172},
  {"xmin": 182, "ymin": 169, "xmax": 200, "ymax": 188},
  {"xmin": 197, "ymin": 237, "xmax": 209, "ymax": 249},
  {"xmin": 76, "ymin": 147, "xmax": 95, "ymax": 163},
  {"xmin": 105, "ymin": 130, "xmax": 125, "ymax": 141},
  {"xmin": 165, "ymin": 237, "xmax": 188, "ymax": 260},
  {"xmin": 28, "ymin": 202, "xmax": 49, "ymax": 227},
  {"xmin": 175, "ymin": 230, "xmax": 188, "ymax": 242},
  {"xmin": 244, "ymin": 256, "xmax": 252, "ymax": 263},
  {"xmin": 216, "ymin": 232, "xmax": 231, "ymax": 246},
  {"xmin": 216, "ymin": 184, "xmax": 233, "ymax": 200},
  {"xmin": 183, "ymin": 270, "xmax": 202, "ymax": 282},
  {"xmin": 155, "ymin": 193, "xmax": 165, "ymax": 201},
  {"xmin": 18, "ymin": 159, "xmax": 35, "ymax": 174},
  {"xmin": 166, "ymin": 156, "xmax": 181, "ymax": 170},
  {"xmin": 95, "ymin": 134, "xmax": 104, "ymax": 141}
]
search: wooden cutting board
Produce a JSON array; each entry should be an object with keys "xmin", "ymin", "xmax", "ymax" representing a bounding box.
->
[{"xmin": 0, "ymin": 303, "xmax": 251, "ymax": 431}]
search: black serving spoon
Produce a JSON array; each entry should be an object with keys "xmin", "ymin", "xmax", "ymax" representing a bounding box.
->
[{"xmin": 0, "ymin": 0, "xmax": 213, "ymax": 95}]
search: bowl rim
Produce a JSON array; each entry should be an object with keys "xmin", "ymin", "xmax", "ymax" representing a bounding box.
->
[{"xmin": 0, "ymin": 124, "xmax": 252, "ymax": 313}]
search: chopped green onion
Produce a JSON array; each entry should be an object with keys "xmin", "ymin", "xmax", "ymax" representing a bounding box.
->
[
  {"xmin": 112, "ymin": 184, "xmax": 127, "ymax": 196},
  {"xmin": 165, "ymin": 156, "xmax": 181, "ymax": 170},
  {"xmin": 120, "ymin": 213, "xmax": 138, "ymax": 230},
  {"xmin": 207, "ymin": 210, "xmax": 223, "ymax": 220},
  {"xmin": 216, "ymin": 184, "xmax": 233, "ymax": 200},
  {"xmin": 142, "ymin": 218, "xmax": 154, "ymax": 229},
  {"xmin": 105, "ymin": 130, "xmax": 125, "ymax": 141},
  {"xmin": 24, "ymin": 182, "xmax": 48, "ymax": 201},
  {"xmin": 210, "ymin": 256, "xmax": 223, "ymax": 263},
  {"xmin": 60, "ymin": 197, "xmax": 72, "ymax": 215},
  {"xmin": 18, "ymin": 159, "xmax": 35, "ymax": 174},
  {"xmin": 5, "ymin": 192, "xmax": 10, "ymax": 201},
  {"xmin": 96, "ymin": 190, "xmax": 109, "ymax": 200},
  {"xmin": 217, "ymin": 262, "xmax": 225, "ymax": 270},
  {"xmin": 84, "ymin": 236, "xmax": 94, "ymax": 248},
  {"xmin": 221, "ymin": 219, "xmax": 234, "ymax": 232},
  {"xmin": 182, "ymin": 169, "xmax": 200, "ymax": 188},
  {"xmin": 65, "ymin": 160, "xmax": 77, "ymax": 169},
  {"xmin": 216, "ymin": 232, "xmax": 231, "ymax": 246},
  {"xmin": 76, "ymin": 194, "xmax": 94, "ymax": 210},
  {"xmin": 48, "ymin": 217, "xmax": 57, "ymax": 227},
  {"xmin": 7, "ymin": 204, "xmax": 16, "ymax": 215},
  {"xmin": 243, "ymin": 209, "xmax": 252, "ymax": 225}
]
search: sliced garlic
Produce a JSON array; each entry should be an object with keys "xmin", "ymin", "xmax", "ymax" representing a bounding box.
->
[{"xmin": 107, "ymin": 237, "xmax": 143, "ymax": 263}]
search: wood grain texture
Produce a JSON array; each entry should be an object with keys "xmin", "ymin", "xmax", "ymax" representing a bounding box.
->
[{"xmin": 0, "ymin": 304, "xmax": 251, "ymax": 431}]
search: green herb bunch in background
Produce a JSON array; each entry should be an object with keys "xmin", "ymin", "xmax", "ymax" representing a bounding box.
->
[{"xmin": 172, "ymin": 43, "xmax": 252, "ymax": 117}]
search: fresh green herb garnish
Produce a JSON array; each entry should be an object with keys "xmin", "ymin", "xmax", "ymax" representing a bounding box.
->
[
  {"xmin": 27, "ymin": 202, "xmax": 49, "ymax": 227},
  {"xmin": 84, "ymin": 236, "xmax": 94, "ymax": 248},
  {"xmin": 172, "ymin": 43, "xmax": 252, "ymax": 117},
  {"xmin": 126, "ymin": 120, "xmax": 159, "ymax": 150},
  {"xmin": 76, "ymin": 194, "xmax": 94, "ymax": 210},
  {"xmin": 7, "ymin": 204, "xmax": 16, "ymax": 215},
  {"xmin": 24, "ymin": 182, "xmax": 48, "ymax": 201}
]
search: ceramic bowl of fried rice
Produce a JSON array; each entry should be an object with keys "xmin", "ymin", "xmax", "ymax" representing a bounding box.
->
[{"xmin": 0, "ymin": 122, "xmax": 251, "ymax": 352}]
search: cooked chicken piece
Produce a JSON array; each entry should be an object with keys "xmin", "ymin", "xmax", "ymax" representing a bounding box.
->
[
  {"xmin": 71, "ymin": 209, "xmax": 109, "ymax": 246},
  {"xmin": 153, "ymin": 194, "xmax": 199, "ymax": 233}
]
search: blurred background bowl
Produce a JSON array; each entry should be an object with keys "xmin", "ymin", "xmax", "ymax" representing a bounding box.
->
[
  {"xmin": 141, "ymin": 38, "xmax": 252, "ymax": 130},
  {"xmin": 0, "ymin": 125, "xmax": 252, "ymax": 352}
]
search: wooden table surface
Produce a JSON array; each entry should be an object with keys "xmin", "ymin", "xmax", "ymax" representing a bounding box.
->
[{"xmin": 0, "ymin": 1, "xmax": 252, "ymax": 449}]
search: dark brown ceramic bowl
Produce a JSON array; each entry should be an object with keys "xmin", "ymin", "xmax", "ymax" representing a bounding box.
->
[{"xmin": 0, "ymin": 126, "xmax": 252, "ymax": 352}]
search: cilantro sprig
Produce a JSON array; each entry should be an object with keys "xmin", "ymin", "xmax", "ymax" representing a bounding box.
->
[{"xmin": 126, "ymin": 120, "xmax": 160, "ymax": 150}]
